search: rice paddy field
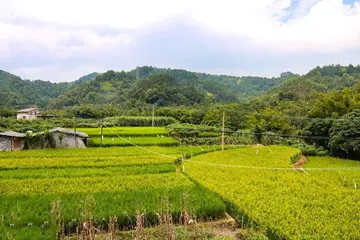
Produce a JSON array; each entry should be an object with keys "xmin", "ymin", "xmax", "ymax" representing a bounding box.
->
[
  {"xmin": 1, "ymin": 126, "xmax": 359, "ymax": 239},
  {"xmin": 76, "ymin": 127, "xmax": 169, "ymax": 137},
  {"xmin": 184, "ymin": 146, "xmax": 360, "ymax": 239},
  {"xmin": 77, "ymin": 126, "xmax": 179, "ymax": 147},
  {"xmin": 0, "ymin": 146, "xmax": 227, "ymax": 239},
  {"xmin": 89, "ymin": 136, "xmax": 179, "ymax": 147}
]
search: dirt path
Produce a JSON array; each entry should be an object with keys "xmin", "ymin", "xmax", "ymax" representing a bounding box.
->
[{"xmin": 293, "ymin": 155, "xmax": 308, "ymax": 169}]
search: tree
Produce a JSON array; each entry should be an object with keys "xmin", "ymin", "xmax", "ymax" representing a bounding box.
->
[
  {"xmin": 303, "ymin": 119, "xmax": 333, "ymax": 148},
  {"xmin": 0, "ymin": 107, "xmax": 16, "ymax": 118},
  {"xmin": 328, "ymin": 109, "xmax": 360, "ymax": 159}
]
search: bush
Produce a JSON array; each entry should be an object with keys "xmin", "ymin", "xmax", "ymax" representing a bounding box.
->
[{"xmin": 297, "ymin": 144, "xmax": 329, "ymax": 156}]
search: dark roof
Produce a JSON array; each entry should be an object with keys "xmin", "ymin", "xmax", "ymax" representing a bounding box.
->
[
  {"xmin": 37, "ymin": 114, "xmax": 55, "ymax": 117},
  {"xmin": 0, "ymin": 131, "xmax": 25, "ymax": 138},
  {"xmin": 49, "ymin": 127, "xmax": 89, "ymax": 138},
  {"xmin": 17, "ymin": 108, "xmax": 39, "ymax": 113}
]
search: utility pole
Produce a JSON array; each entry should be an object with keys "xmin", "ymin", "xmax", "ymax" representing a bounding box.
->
[
  {"xmin": 152, "ymin": 107, "xmax": 155, "ymax": 132},
  {"xmin": 100, "ymin": 120, "xmax": 104, "ymax": 148},
  {"xmin": 222, "ymin": 110, "xmax": 225, "ymax": 151},
  {"xmin": 74, "ymin": 115, "xmax": 77, "ymax": 148}
]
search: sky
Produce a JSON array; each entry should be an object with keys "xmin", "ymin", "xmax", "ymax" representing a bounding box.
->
[{"xmin": 1, "ymin": 0, "xmax": 360, "ymax": 82}]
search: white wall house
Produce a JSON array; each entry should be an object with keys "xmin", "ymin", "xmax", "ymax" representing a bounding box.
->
[{"xmin": 17, "ymin": 108, "xmax": 39, "ymax": 120}]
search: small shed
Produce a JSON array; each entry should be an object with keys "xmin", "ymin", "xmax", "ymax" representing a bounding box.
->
[
  {"xmin": 0, "ymin": 131, "xmax": 25, "ymax": 151},
  {"xmin": 49, "ymin": 127, "xmax": 89, "ymax": 148}
]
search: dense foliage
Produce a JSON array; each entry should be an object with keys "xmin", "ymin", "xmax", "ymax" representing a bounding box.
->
[{"xmin": 328, "ymin": 109, "xmax": 360, "ymax": 159}]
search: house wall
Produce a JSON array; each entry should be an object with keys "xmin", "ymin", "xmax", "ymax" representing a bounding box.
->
[
  {"xmin": 12, "ymin": 138, "xmax": 24, "ymax": 150},
  {"xmin": 52, "ymin": 132, "xmax": 87, "ymax": 148},
  {"xmin": 17, "ymin": 113, "xmax": 37, "ymax": 120},
  {"xmin": 0, "ymin": 136, "xmax": 12, "ymax": 151}
]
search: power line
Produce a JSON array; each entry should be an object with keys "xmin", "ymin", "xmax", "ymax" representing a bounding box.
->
[
  {"xmin": 224, "ymin": 108, "xmax": 360, "ymax": 123},
  {"xmin": 184, "ymin": 159, "xmax": 360, "ymax": 171},
  {"xmin": 169, "ymin": 127, "xmax": 360, "ymax": 141},
  {"xmin": 100, "ymin": 122, "xmax": 360, "ymax": 172},
  {"xmin": 102, "ymin": 123, "xmax": 177, "ymax": 160},
  {"xmin": 236, "ymin": 131, "xmax": 360, "ymax": 141}
]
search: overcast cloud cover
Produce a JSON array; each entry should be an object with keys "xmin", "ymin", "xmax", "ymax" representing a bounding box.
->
[{"xmin": 1, "ymin": 0, "xmax": 360, "ymax": 82}]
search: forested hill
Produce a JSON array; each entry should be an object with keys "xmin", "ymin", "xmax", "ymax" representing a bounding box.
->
[
  {"xmin": 130, "ymin": 66, "xmax": 292, "ymax": 100},
  {"xmin": 1, "ymin": 64, "xmax": 360, "ymax": 110},
  {"xmin": 248, "ymin": 64, "xmax": 360, "ymax": 123},
  {"xmin": 48, "ymin": 66, "xmax": 292, "ymax": 108},
  {"xmin": 260, "ymin": 64, "xmax": 360, "ymax": 105},
  {"xmin": 0, "ymin": 71, "xmax": 98, "ymax": 108}
]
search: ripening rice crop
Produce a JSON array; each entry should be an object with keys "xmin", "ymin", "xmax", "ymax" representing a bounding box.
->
[
  {"xmin": 76, "ymin": 126, "xmax": 169, "ymax": 137},
  {"xmin": 0, "ymin": 145, "xmax": 229, "ymax": 159},
  {"xmin": 89, "ymin": 136, "xmax": 179, "ymax": 147},
  {"xmin": 0, "ymin": 173, "xmax": 226, "ymax": 236},
  {"xmin": 0, "ymin": 145, "xmax": 227, "ymax": 239},
  {"xmin": 0, "ymin": 155, "xmax": 177, "ymax": 170},
  {"xmin": 0, "ymin": 164, "xmax": 176, "ymax": 179},
  {"xmin": 184, "ymin": 146, "xmax": 360, "ymax": 239}
]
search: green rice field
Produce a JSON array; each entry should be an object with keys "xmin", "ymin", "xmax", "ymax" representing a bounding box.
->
[
  {"xmin": 184, "ymin": 146, "xmax": 360, "ymax": 239},
  {"xmin": 76, "ymin": 126, "xmax": 169, "ymax": 137},
  {"xmin": 1, "ymin": 138, "xmax": 359, "ymax": 239},
  {"xmin": 0, "ymin": 146, "xmax": 226, "ymax": 239}
]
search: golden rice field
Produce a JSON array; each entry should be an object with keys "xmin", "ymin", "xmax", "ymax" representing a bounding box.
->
[{"xmin": 1, "ymin": 127, "xmax": 359, "ymax": 240}]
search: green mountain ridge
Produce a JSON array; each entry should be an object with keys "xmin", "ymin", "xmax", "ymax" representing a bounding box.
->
[
  {"xmin": 1, "ymin": 64, "xmax": 360, "ymax": 112},
  {"xmin": 0, "ymin": 71, "xmax": 98, "ymax": 108},
  {"xmin": 48, "ymin": 66, "xmax": 293, "ymax": 109}
]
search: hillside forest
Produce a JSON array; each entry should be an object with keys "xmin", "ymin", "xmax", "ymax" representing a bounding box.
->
[{"xmin": 1, "ymin": 64, "xmax": 360, "ymax": 159}]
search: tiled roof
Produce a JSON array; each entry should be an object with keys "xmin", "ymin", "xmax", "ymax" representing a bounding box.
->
[
  {"xmin": 49, "ymin": 127, "xmax": 89, "ymax": 138},
  {"xmin": 17, "ymin": 108, "xmax": 38, "ymax": 113},
  {"xmin": 0, "ymin": 131, "xmax": 25, "ymax": 137}
]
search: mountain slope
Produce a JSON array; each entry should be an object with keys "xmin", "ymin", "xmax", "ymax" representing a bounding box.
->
[
  {"xmin": 130, "ymin": 66, "xmax": 288, "ymax": 101},
  {"xmin": 0, "ymin": 71, "xmax": 98, "ymax": 108},
  {"xmin": 2, "ymin": 65, "xmax": 359, "ymax": 110},
  {"xmin": 50, "ymin": 67, "xmax": 280, "ymax": 108},
  {"xmin": 249, "ymin": 64, "xmax": 360, "ymax": 119},
  {"xmin": 267, "ymin": 64, "xmax": 360, "ymax": 101}
]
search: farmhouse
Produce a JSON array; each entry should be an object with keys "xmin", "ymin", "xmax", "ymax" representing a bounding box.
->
[
  {"xmin": 47, "ymin": 127, "xmax": 89, "ymax": 148},
  {"xmin": 0, "ymin": 131, "xmax": 25, "ymax": 151},
  {"xmin": 17, "ymin": 108, "xmax": 39, "ymax": 120}
]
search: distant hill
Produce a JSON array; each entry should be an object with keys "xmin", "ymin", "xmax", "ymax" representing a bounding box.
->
[
  {"xmin": 0, "ymin": 71, "xmax": 98, "ymax": 108},
  {"xmin": 48, "ymin": 67, "xmax": 289, "ymax": 108},
  {"xmin": 266, "ymin": 64, "xmax": 360, "ymax": 102},
  {"xmin": 1, "ymin": 65, "xmax": 359, "ymax": 110},
  {"xmin": 247, "ymin": 64, "xmax": 360, "ymax": 119},
  {"xmin": 73, "ymin": 72, "xmax": 99, "ymax": 85}
]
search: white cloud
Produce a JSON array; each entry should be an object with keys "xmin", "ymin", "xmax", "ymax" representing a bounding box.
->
[
  {"xmin": 10, "ymin": 64, "xmax": 106, "ymax": 82},
  {"xmin": 0, "ymin": 21, "xmax": 131, "ymax": 60},
  {"xmin": 0, "ymin": 0, "xmax": 189, "ymax": 28},
  {"xmin": 1, "ymin": 0, "xmax": 360, "ymax": 81},
  {"xmin": 191, "ymin": 0, "xmax": 360, "ymax": 52},
  {"xmin": 1, "ymin": 0, "xmax": 359, "ymax": 54}
]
